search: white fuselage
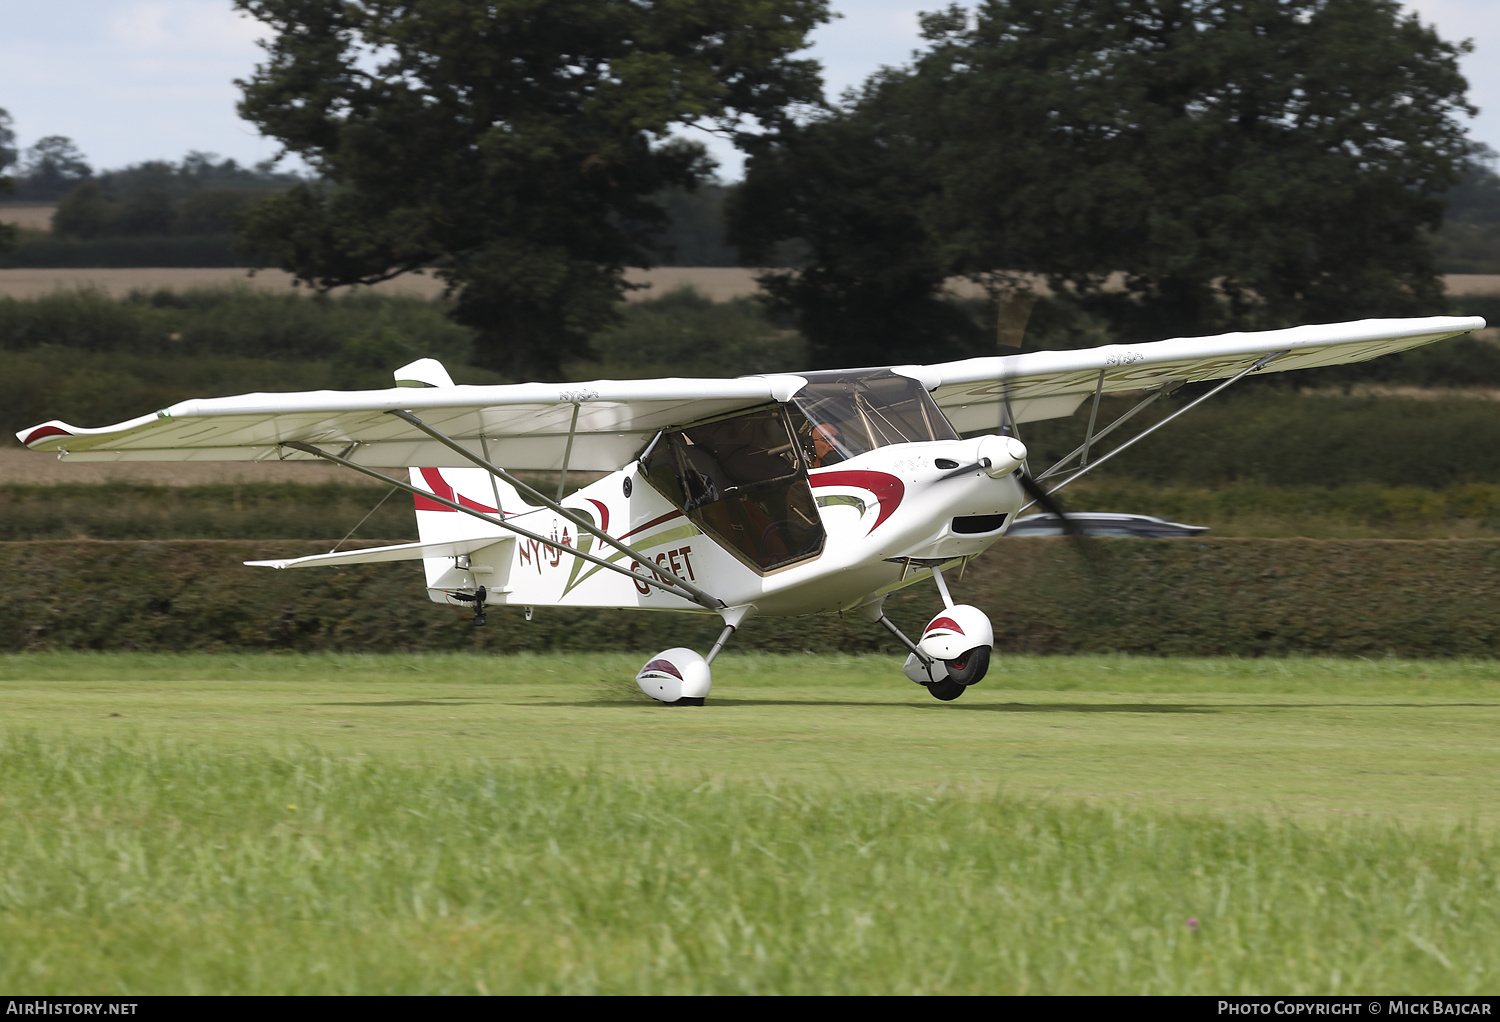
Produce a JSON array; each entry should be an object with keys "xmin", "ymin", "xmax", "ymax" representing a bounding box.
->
[{"xmin": 415, "ymin": 434, "xmax": 1027, "ymax": 622}]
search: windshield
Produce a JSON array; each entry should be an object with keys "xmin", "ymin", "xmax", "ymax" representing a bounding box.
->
[{"xmin": 791, "ymin": 370, "xmax": 958, "ymax": 468}]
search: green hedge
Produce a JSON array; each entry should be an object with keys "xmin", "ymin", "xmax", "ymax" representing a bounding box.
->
[
  {"xmin": 1018, "ymin": 391, "xmax": 1500, "ymax": 489},
  {"xmin": 0, "ymin": 484, "xmax": 417, "ymax": 542},
  {"xmin": 5, "ymin": 538, "xmax": 1499, "ymax": 659}
]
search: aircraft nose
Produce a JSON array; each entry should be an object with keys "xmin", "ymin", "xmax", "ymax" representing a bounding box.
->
[{"xmin": 977, "ymin": 434, "xmax": 1028, "ymax": 477}]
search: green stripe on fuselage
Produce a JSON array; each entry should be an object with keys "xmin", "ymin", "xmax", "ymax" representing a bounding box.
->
[{"xmin": 561, "ymin": 522, "xmax": 702, "ymax": 597}]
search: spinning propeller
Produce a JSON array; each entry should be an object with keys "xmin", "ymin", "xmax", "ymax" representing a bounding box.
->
[{"xmin": 990, "ymin": 289, "xmax": 1086, "ymax": 540}]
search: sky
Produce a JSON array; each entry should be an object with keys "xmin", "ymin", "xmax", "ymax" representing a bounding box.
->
[{"xmin": 1, "ymin": 0, "xmax": 1496, "ymax": 181}]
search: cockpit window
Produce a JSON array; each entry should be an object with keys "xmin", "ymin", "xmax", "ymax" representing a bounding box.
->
[
  {"xmin": 791, "ymin": 370, "xmax": 958, "ymax": 467},
  {"xmin": 640, "ymin": 406, "xmax": 824, "ymax": 573}
]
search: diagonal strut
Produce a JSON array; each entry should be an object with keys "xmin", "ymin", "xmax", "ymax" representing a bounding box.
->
[
  {"xmin": 387, "ymin": 409, "xmax": 721, "ymax": 608},
  {"xmin": 278, "ymin": 440, "xmax": 721, "ymax": 609}
]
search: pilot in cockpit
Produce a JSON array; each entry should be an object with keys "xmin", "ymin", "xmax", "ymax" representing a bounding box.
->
[{"xmin": 811, "ymin": 423, "xmax": 844, "ymax": 468}]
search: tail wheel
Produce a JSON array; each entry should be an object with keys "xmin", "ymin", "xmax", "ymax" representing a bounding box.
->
[
  {"xmin": 926, "ymin": 678, "xmax": 966, "ymax": 701},
  {"xmin": 945, "ymin": 645, "xmax": 991, "ymax": 686}
]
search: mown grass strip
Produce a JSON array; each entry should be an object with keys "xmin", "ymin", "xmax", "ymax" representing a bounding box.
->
[{"xmin": 1, "ymin": 730, "xmax": 1497, "ymax": 994}]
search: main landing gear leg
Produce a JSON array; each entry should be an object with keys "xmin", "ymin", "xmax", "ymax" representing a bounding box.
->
[{"xmin": 705, "ymin": 623, "xmax": 736, "ymax": 666}]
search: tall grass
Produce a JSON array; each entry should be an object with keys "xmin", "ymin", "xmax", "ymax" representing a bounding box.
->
[
  {"xmin": 0, "ymin": 285, "xmax": 474, "ymax": 361},
  {"xmin": 0, "ymin": 286, "xmax": 499, "ymax": 439},
  {"xmin": 567, "ymin": 286, "xmax": 805, "ymax": 380},
  {"xmin": 1, "ymin": 731, "xmax": 1495, "ymax": 994},
  {"xmin": 0, "ymin": 286, "xmax": 796, "ymax": 440}
]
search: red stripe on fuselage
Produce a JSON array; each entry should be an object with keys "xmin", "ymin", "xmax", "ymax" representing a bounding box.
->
[
  {"xmin": 619, "ymin": 509, "xmax": 683, "ymax": 542},
  {"xmin": 809, "ymin": 470, "xmax": 905, "ymax": 533},
  {"xmin": 585, "ymin": 498, "xmax": 610, "ymax": 535}
]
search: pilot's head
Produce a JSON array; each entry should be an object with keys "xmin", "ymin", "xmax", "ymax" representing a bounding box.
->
[{"xmin": 811, "ymin": 423, "xmax": 840, "ymax": 466}]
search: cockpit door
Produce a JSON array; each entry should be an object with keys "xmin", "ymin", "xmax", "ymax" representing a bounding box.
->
[{"xmin": 641, "ymin": 406, "xmax": 825, "ymax": 573}]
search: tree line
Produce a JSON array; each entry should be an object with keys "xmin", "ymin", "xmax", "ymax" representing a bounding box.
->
[
  {"xmin": 5, "ymin": 0, "xmax": 1500, "ymax": 378},
  {"xmin": 224, "ymin": 0, "xmax": 1500, "ymax": 376},
  {"xmin": 0, "ymin": 109, "xmax": 302, "ymax": 251}
]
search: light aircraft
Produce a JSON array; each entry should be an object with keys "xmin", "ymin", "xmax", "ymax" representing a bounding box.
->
[{"xmin": 17, "ymin": 315, "xmax": 1485, "ymax": 704}]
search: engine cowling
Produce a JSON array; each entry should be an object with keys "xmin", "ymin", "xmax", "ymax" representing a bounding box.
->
[{"xmin": 636, "ymin": 648, "xmax": 713, "ymax": 705}]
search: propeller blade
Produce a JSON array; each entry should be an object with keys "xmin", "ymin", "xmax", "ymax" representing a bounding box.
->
[
  {"xmin": 1016, "ymin": 470, "xmax": 1078, "ymax": 536},
  {"xmin": 991, "ymin": 290, "xmax": 1095, "ymax": 557},
  {"xmin": 996, "ymin": 290, "xmax": 1037, "ymax": 355},
  {"xmin": 1016, "ymin": 473, "xmax": 1107, "ymax": 568}
]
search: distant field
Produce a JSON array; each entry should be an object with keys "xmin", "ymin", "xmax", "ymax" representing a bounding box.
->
[
  {"xmin": 3, "ymin": 265, "xmax": 1499, "ymax": 300},
  {"xmin": 2, "ymin": 652, "xmax": 1498, "ymax": 993},
  {"xmin": 0, "ymin": 204, "xmax": 56, "ymax": 231},
  {"xmin": 0, "ymin": 449, "xmax": 353, "ymax": 486},
  {"xmin": 0, "ymin": 266, "xmax": 767, "ymax": 301}
]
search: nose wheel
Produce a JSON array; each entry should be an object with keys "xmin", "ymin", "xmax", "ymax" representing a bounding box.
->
[
  {"xmin": 873, "ymin": 565, "xmax": 996, "ymax": 702},
  {"xmin": 925, "ymin": 677, "xmax": 966, "ymax": 701},
  {"xmin": 943, "ymin": 645, "xmax": 990, "ymax": 685}
]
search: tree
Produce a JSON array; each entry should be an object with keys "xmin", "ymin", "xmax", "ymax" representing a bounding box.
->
[
  {"xmin": 0, "ymin": 109, "xmax": 16, "ymax": 253},
  {"xmin": 49, "ymin": 153, "xmax": 310, "ymax": 239},
  {"xmin": 232, "ymin": 0, "xmax": 830, "ymax": 379},
  {"xmin": 15, "ymin": 136, "xmax": 92, "ymax": 201},
  {"xmin": 1430, "ymin": 144, "xmax": 1500, "ymax": 274},
  {"xmin": 729, "ymin": 72, "xmax": 992, "ymax": 368},
  {"xmin": 0, "ymin": 108, "xmax": 16, "ymax": 174},
  {"xmin": 733, "ymin": 0, "xmax": 1476, "ymax": 363},
  {"xmin": 1445, "ymin": 145, "xmax": 1500, "ymax": 226}
]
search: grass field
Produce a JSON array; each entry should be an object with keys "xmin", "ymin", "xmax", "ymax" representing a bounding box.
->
[{"xmin": 3, "ymin": 652, "xmax": 1499, "ymax": 994}]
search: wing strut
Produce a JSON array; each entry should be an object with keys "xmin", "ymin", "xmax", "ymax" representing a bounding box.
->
[
  {"xmin": 1033, "ymin": 382, "xmax": 1171, "ymax": 483},
  {"xmin": 1022, "ymin": 351, "xmax": 1285, "ymax": 510},
  {"xmin": 278, "ymin": 440, "xmax": 723, "ymax": 610},
  {"xmin": 387, "ymin": 410, "xmax": 722, "ymax": 609},
  {"xmin": 555, "ymin": 403, "xmax": 581, "ymax": 501}
]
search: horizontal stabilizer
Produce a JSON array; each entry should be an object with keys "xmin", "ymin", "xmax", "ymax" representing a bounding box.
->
[{"xmin": 245, "ymin": 536, "xmax": 512, "ymax": 570}]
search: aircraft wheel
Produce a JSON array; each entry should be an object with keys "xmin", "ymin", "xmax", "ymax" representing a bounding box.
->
[
  {"xmin": 926, "ymin": 678, "xmax": 966, "ymax": 701},
  {"xmin": 945, "ymin": 645, "xmax": 992, "ymax": 686}
]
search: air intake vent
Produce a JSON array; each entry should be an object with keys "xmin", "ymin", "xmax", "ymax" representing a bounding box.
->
[{"xmin": 952, "ymin": 513, "xmax": 1008, "ymax": 535}]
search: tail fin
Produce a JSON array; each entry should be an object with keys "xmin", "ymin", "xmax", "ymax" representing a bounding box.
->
[
  {"xmin": 410, "ymin": 465, "xmax": 532, "ymax": 543},
  {"xmin": 394, "ymin": 358, "xmax": 534, "ymax": 548}
]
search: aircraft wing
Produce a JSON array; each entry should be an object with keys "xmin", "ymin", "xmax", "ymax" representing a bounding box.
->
[
  {"xmin": 903, "ymin": 316, "xmax": 1486, "ymax": 434},
  {"xmin": 17, "ymin": 375, "xmax": 809, "ymax": 471},
  {"xmin": 15, "ymin": 316, "xmax": 1485, "ymax": 469}
]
